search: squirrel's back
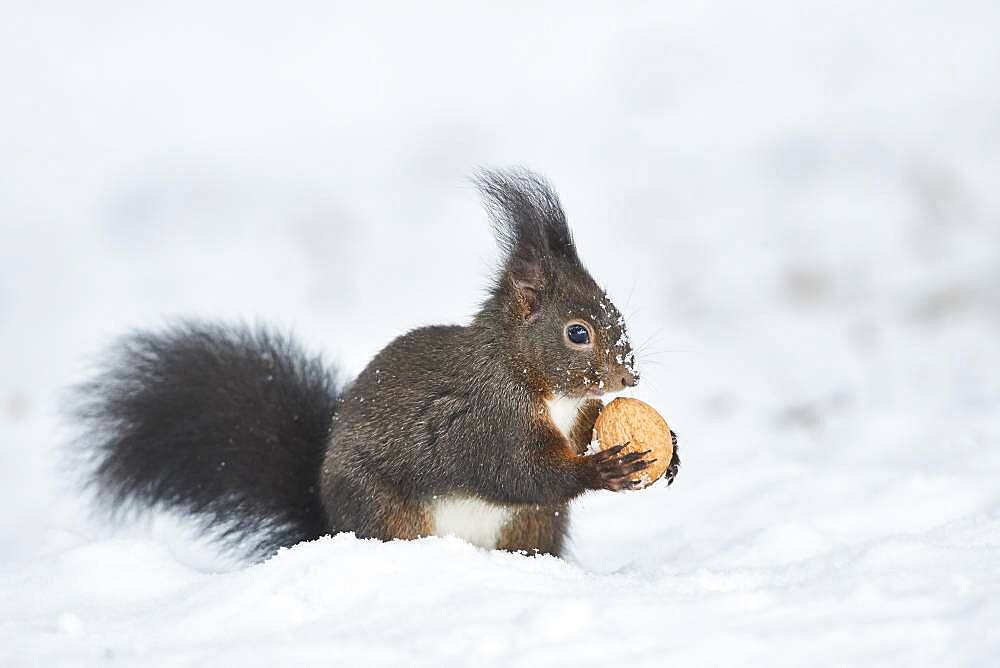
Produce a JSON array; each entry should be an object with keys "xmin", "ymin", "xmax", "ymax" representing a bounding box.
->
[{"xmin": 73, "ymin": 321, "xmax": 340, "ymax": 556}]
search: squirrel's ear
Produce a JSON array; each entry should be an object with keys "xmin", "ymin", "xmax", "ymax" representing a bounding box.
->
[
  {"xmin": 474, "ymin": 167, "xmax": 579, "ymax": 322},
  {"xmin": 509, "ymin": 255, "xmax": 544, "ymax": 321}
]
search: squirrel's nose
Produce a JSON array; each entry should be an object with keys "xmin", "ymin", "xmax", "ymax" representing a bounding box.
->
[{"xmin": 622, "ymin": 369, "xmax": 639, "ymax": 388}]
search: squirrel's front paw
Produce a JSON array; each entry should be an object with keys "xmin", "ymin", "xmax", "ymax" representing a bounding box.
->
[{"xmin": 584, "ymin": 444, "xmax": 656, "ymax": 492}]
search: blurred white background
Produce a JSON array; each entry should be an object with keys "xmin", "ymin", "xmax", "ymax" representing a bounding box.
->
[{"xmin": 2, "ymin": 2, "xmax": 999, "ymax": 665}]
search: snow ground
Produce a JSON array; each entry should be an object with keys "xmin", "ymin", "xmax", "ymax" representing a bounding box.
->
[{"xmin": 2, "ymin": 2, "xmax": 1000, "ymax": 666}]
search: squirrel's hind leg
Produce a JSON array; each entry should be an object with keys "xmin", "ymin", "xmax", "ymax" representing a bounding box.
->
[
  {"xmin": 378, "ymin": 488, "xmax": 435, "ymax": 540},
  {"xmin": 321, "ymin": 464, "xmax": 432, "ymax": 541},
  {"xmin": 496, "ymin": 504, "xmax": 569, "ymax": 557}
]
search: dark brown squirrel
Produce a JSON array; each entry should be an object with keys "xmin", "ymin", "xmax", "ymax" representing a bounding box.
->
[{"xmin": 73, "ymin": 168, "xmax": 680, "ymax": 559}]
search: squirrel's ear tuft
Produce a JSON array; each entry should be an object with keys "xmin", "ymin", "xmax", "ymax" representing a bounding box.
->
[{"xmin": 473, "ymin": 167, "xmax": 578, "ymax": 320}]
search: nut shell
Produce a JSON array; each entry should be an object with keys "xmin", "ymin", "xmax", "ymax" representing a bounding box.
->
[{"xmin": 593, "ymin": 397, "xmax": 673, "ymax": 489}]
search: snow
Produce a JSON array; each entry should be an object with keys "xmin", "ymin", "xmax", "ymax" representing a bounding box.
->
[{"xmin": 2, "ymin": 1, "xmax": 1000, "ymax": 666}]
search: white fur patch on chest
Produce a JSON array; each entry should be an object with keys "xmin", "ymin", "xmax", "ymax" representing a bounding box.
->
[
  {"xmin": 545, "ymin": 395, "xmax": 585, "ymax": 440},
  {"xmin": 429, "ymin": 496, "xmax": 513, "ymax": 549}
]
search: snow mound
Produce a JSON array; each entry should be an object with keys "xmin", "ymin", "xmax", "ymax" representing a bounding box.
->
[{"xmin": 4, "ymin": 521, "xmax": 999, "ymax": 666}]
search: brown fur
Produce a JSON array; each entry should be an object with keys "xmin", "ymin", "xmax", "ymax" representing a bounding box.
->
[
  {"xmin": 380, "ymin": 492, "xmax": 433, "ymax": 540},
  {"xmin": 497, "ymin": 504, "xmax": 569, "ymax": 556},
  {"xmin": 569, "ymin": 399, "xmax": 602, "ymax": 454}
]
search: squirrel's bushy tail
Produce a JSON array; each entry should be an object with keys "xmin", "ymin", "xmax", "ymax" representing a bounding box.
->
[{"xmin": 72, "ymin": 321, "xmax": 340, "ymax": 556}]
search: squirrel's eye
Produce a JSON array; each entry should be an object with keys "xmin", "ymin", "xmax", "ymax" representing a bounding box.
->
[{"xmin": 566, "ymin": 324, "xmax": 591, "ymax": 345}]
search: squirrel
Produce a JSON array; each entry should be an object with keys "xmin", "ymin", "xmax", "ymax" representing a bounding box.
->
[{"xmin": 73, "ymin": 168, "xmax": 680, "ymax": 559}]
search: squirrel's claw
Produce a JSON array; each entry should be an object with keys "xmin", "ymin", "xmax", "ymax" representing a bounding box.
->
[
  {"xmin": 663, "ymin": 431, "xmax": 681, "ymax": 486},
  {"xmin": 585, "ymin": 445, "xmax": 655, "ymax": 492}
]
